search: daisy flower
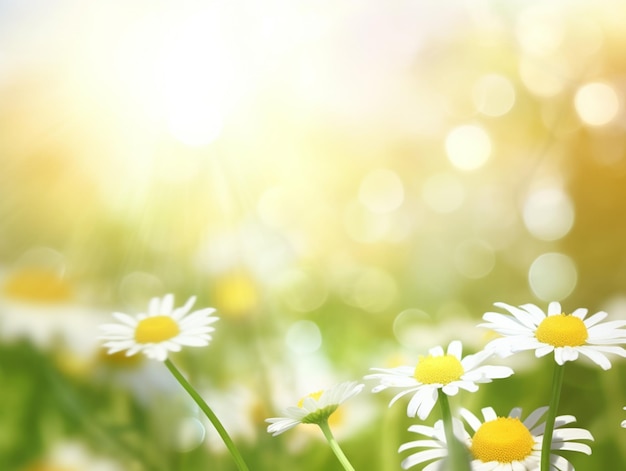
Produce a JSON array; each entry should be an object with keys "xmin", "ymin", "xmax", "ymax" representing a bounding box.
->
[
  {"xmin": 365, "ymin": 340, "xmax": 513, "ymax": 419},
  {"xmin": 400, "ymin": 406, "xmax": 593, "ymax": 470},
  {"xmin": 622, "ymin": 407, "xmax": 626, "ymax": 429},
  {"xmin": 0, "ymin": 263, "xmax": 106, "ymax": 356},
  {"xmin": 99, "ymin": 294, "xmax": 218, "ymax": 361},
  {"xmin": 266, "ymin": 381, "xmax": 364, "ymax": 436},
  {"xmin": 481, "ymin": 301, "xmax": 626, "ymax": 369}
]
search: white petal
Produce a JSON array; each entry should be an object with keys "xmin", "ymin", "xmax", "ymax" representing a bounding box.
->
[
  {"xmin": 481, "ymin": 313, "xmax": 534, "ymax": 335},
  {"xmin": 400, "ymin": 449, "xmax": 447, "ymax": 470},
  {"xmin": 554, "ymin": 348, "xmax": 566, "ymax": 365},
  {"xmin": 148, "ymin": 297, "xmax": 161, "ymax": 315},
  {"xmin": 535, "ymin": 345, "xmax": 554, "ymax": 358},
  {"xmin": 112, "ymin": 312, "xmax": 138, "ymax": 326},
  {"xmin": 460, "ymin": 349, "xmax": 491, "ymax": 371},
  {"xmin": 463, "ymin": 365, "xmax": 514, "ymax": 382},
  {"xmin": 449, "ymin": 381, "xmax": 477, "ymax": 393},
  {"xmin": 550, "ymin": 454, "xmax": 574, "ymax": 471},
  {"xmin": 388, "ymin": 387, "xmax": 421, "ymax": 407},
  {"xmin": 583, "ymin": 311, "xmax": 608, "ymax": 327},
  {"xmin": 459, "ymin": 408, "xmax": 482, "ymax": 432},
  {"xmin": 519, "ymin": 303, "xmax": 548, "ymax": 324},
  {"xmin": 173, "ymin": 296, "xmax": 197, "ymax": 320},
  {"xmin": 547, "ymin": 301, "xmax": 562, "ymax": 315},
  {"xmin": 577, "ymin": 347, "xmax": 612, "ymax": 370},
  {"xmin": 398, "ymin": 439, "xmax": 443, "ymax": 452},
  {"xmin": 175, "ymin": 336, "xmax": 210, "ymax": 347},
  {"xmin": 161, "ymin": 294, "xmax": 174, "ymax": 314},
  {"xmin": 561, "ymin": 347, "xmax": 579, "ymax": 362},
  {"xmin": 412, "ymin": 387, "xmax": 438, "ymax": 420},
  {"xmin": 493, "ymin": 302, "xmax": 540, "ymax": 330},
  {"xmin": 447, "ymin": 340, "xmax": 463, "ymax": 359},
  {"xmin": 441, "ymin": 384, "xmax": 461, "ymax": 395},
  {"xmin": 508, "ymin": 407, "xmax": 522, "ymax": 419},
  {"xmin": 523, "ymin": 407, "xmax": 548, "ymax": 430},
  {"xmin": 429, "ymin": 345, "xmax": 445, "ymax": 357},
  {"xmin": 511, "ymin": 461, "xmax": 525, "ymax": 471},
  {"xmin": 481, "ymin": 407, "xmax": 497, "ymax": 422}
]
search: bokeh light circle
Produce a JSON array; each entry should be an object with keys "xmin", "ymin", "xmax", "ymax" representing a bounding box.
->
[
  {"xmin": 343, "ymin": 267, "xmax": 398, "ymax": 313},
  {"xmin": 472, "ymin": 74, "xmax": 516, "ymax": 117},
  {"xmin": 358, "ymin": 168, "xmax": 405, "ymax": 213},
  {"xmin": 445, "ymin": 124, "xmax": 492, "ymax": 171},
  {"xmin": 275, "ymin": 269, "xmax": 328, "ymax": 313},
  {"xmin": 173, "ymin": 417, "xmax": 206, "ymax": 452},
  {"xmin": 574, "ymin": 82, "xmax": 620, "ymax": 127},
  {"xmin": 519, "ymin": 56, "xmax": 565, "ymax": 97},
  {"xmin": 453, "ymin": 239, "xmax": 496, "ymax": 279},
  {"xmin": 285, "ymin": 320, "xmax": 322, "ymax": 354},
  {"xmin": 516, "ymin": 5, "xmax": 564, "ymax": 57},
  {"xmin": 422, "ymin": 173, "xmax": 465, "ymax": 213},
  {"xmin": 528, "ymin": 252, "xmax": 577, "ymax": 301},
  {"xmin": 392, "ymin": 309, "xmax": 432, "ymax": 348},
  {"xmin": 522, "ymin": 188, "xmax": 575, "ymax": 241}
]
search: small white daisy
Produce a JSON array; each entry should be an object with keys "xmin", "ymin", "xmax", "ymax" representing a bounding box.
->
[
  {"xmin": 99, "ymin": 294, "xmax": 218, "ymax": 361},
  {"xmin": 481, "ymin": 301, "xmax": 626, "ymax": 369},
  {"xmin": 365, "ymin": 340, "xmax": 513, "ymax": 420},
  {"xmin": 622, "ymin": 407, "xmax": 626, "ymax": 429},
  {"xmin": 400, "ymin": 406, "xmax": 593, "ymax": 470},
  {"xmin": 266, "ymin": 381, "xmax": 364, "ymax": 436}
]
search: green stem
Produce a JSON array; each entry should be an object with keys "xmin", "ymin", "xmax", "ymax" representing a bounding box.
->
[
  {"xmin": 541, "ymin": 362, "xmax": 565, "ymax": 471},
  {"xmin": 164, "ymin": 359, "xmax": 250, "ymax": 471},
  {"xmin": 438, "ymin": 390, "xmax": 471, "ymax": 471},
  {"xmin": 318, "ymin": 419, "xmax": 356, "ymax": 471}
]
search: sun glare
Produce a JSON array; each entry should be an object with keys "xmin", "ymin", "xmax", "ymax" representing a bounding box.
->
[{"xmin": 114, "ymin": 8, "xmax": 242, "ymax": 147}]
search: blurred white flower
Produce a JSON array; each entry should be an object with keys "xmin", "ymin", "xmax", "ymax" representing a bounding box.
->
[
  {"xmin": 99, "ymin": 294, "xmax": 218, "ymax": 361},
  {"xmin": 266, "ymin": 381, "xmax": 364, "ymax": 436},
  {"xmin": 21, "ymin": 440, "xmax": 123, "ymax": 471},
  {"xmin": 0, "ymin": 266, "xmax": 105, "ymax": 356}
]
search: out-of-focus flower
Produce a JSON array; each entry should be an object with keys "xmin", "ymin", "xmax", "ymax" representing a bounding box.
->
[
  {"xmin": 99, "ymin": 294, "xmax": 218, "ymax": 361},
  {"xmin": 266, "ymin": 381, "xmax": 364, "ymax": 436},
  {"xmin": 20, "ymin": 440, "xmax": 124, "ymax": 471},
  {"xmin": 622, "ymin": 407, "xmax": 626, "ymax": 428},
  {"xmin": 365, "ymin": 340, "xmax": 513, "ymax": 419},
  {"xmin": 399, "ymin": 406, "xmax": 593, "ymax": 470},
  {"xmin": 0, "ymin": 266, "xmax": 105, "ymax": 356},
  {"xmin": 481, "ymin": 301, "xmax": 626, "ymax": 369}
]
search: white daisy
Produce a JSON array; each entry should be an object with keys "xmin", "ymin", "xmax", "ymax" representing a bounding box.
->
[
  {"xmin": 400, "ymin": 406, "xmax": 593, "ymax": 470},
  {"xmin": 622, "ymin": 407, "xmax": 626, "ymax": 429},
  {"xmin": 266, "ymin": 381, "xmax": 364, "ymax": 436},
  {"xmin": 99, "ymin": 294, "xmax": 218, "ymax": 361},
  {"xmin": 365, "ymin": 340, "xmax": 513, "ymax": 420},
  {"xmin": 481, "ymin": 301, "xmax": 626, "ymax": 369}
]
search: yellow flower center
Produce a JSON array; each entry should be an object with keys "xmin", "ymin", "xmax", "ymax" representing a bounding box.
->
[
  {"xmin": 298, "ymin": 390, "xmax": 323, "ymax": 408},
  {"xmin": 535, "ymin": 314, "xmax": 588, "ymax": 347},
  {"xmin": 297, "ymin": 390, "xmax": 338, "ymax": 424},
  {"xmin": 413, "ymin": 354, "xmax": 464, "ymax": 384},
  {"xmin": 134, "ymin": 316, "xmax": 180, "ymax": 343},
  {"xmin": 2, "ymin": 268, "xmax": 73, "ymax": 303},
  {"xmin": 471, "ymin": 417, "xmax": 534, "ymax": 463}
]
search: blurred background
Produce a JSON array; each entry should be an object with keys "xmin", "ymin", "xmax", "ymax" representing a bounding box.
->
[{"xmin": 1, "ymin": 0, "xmax": 626, "ymax": 469}]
